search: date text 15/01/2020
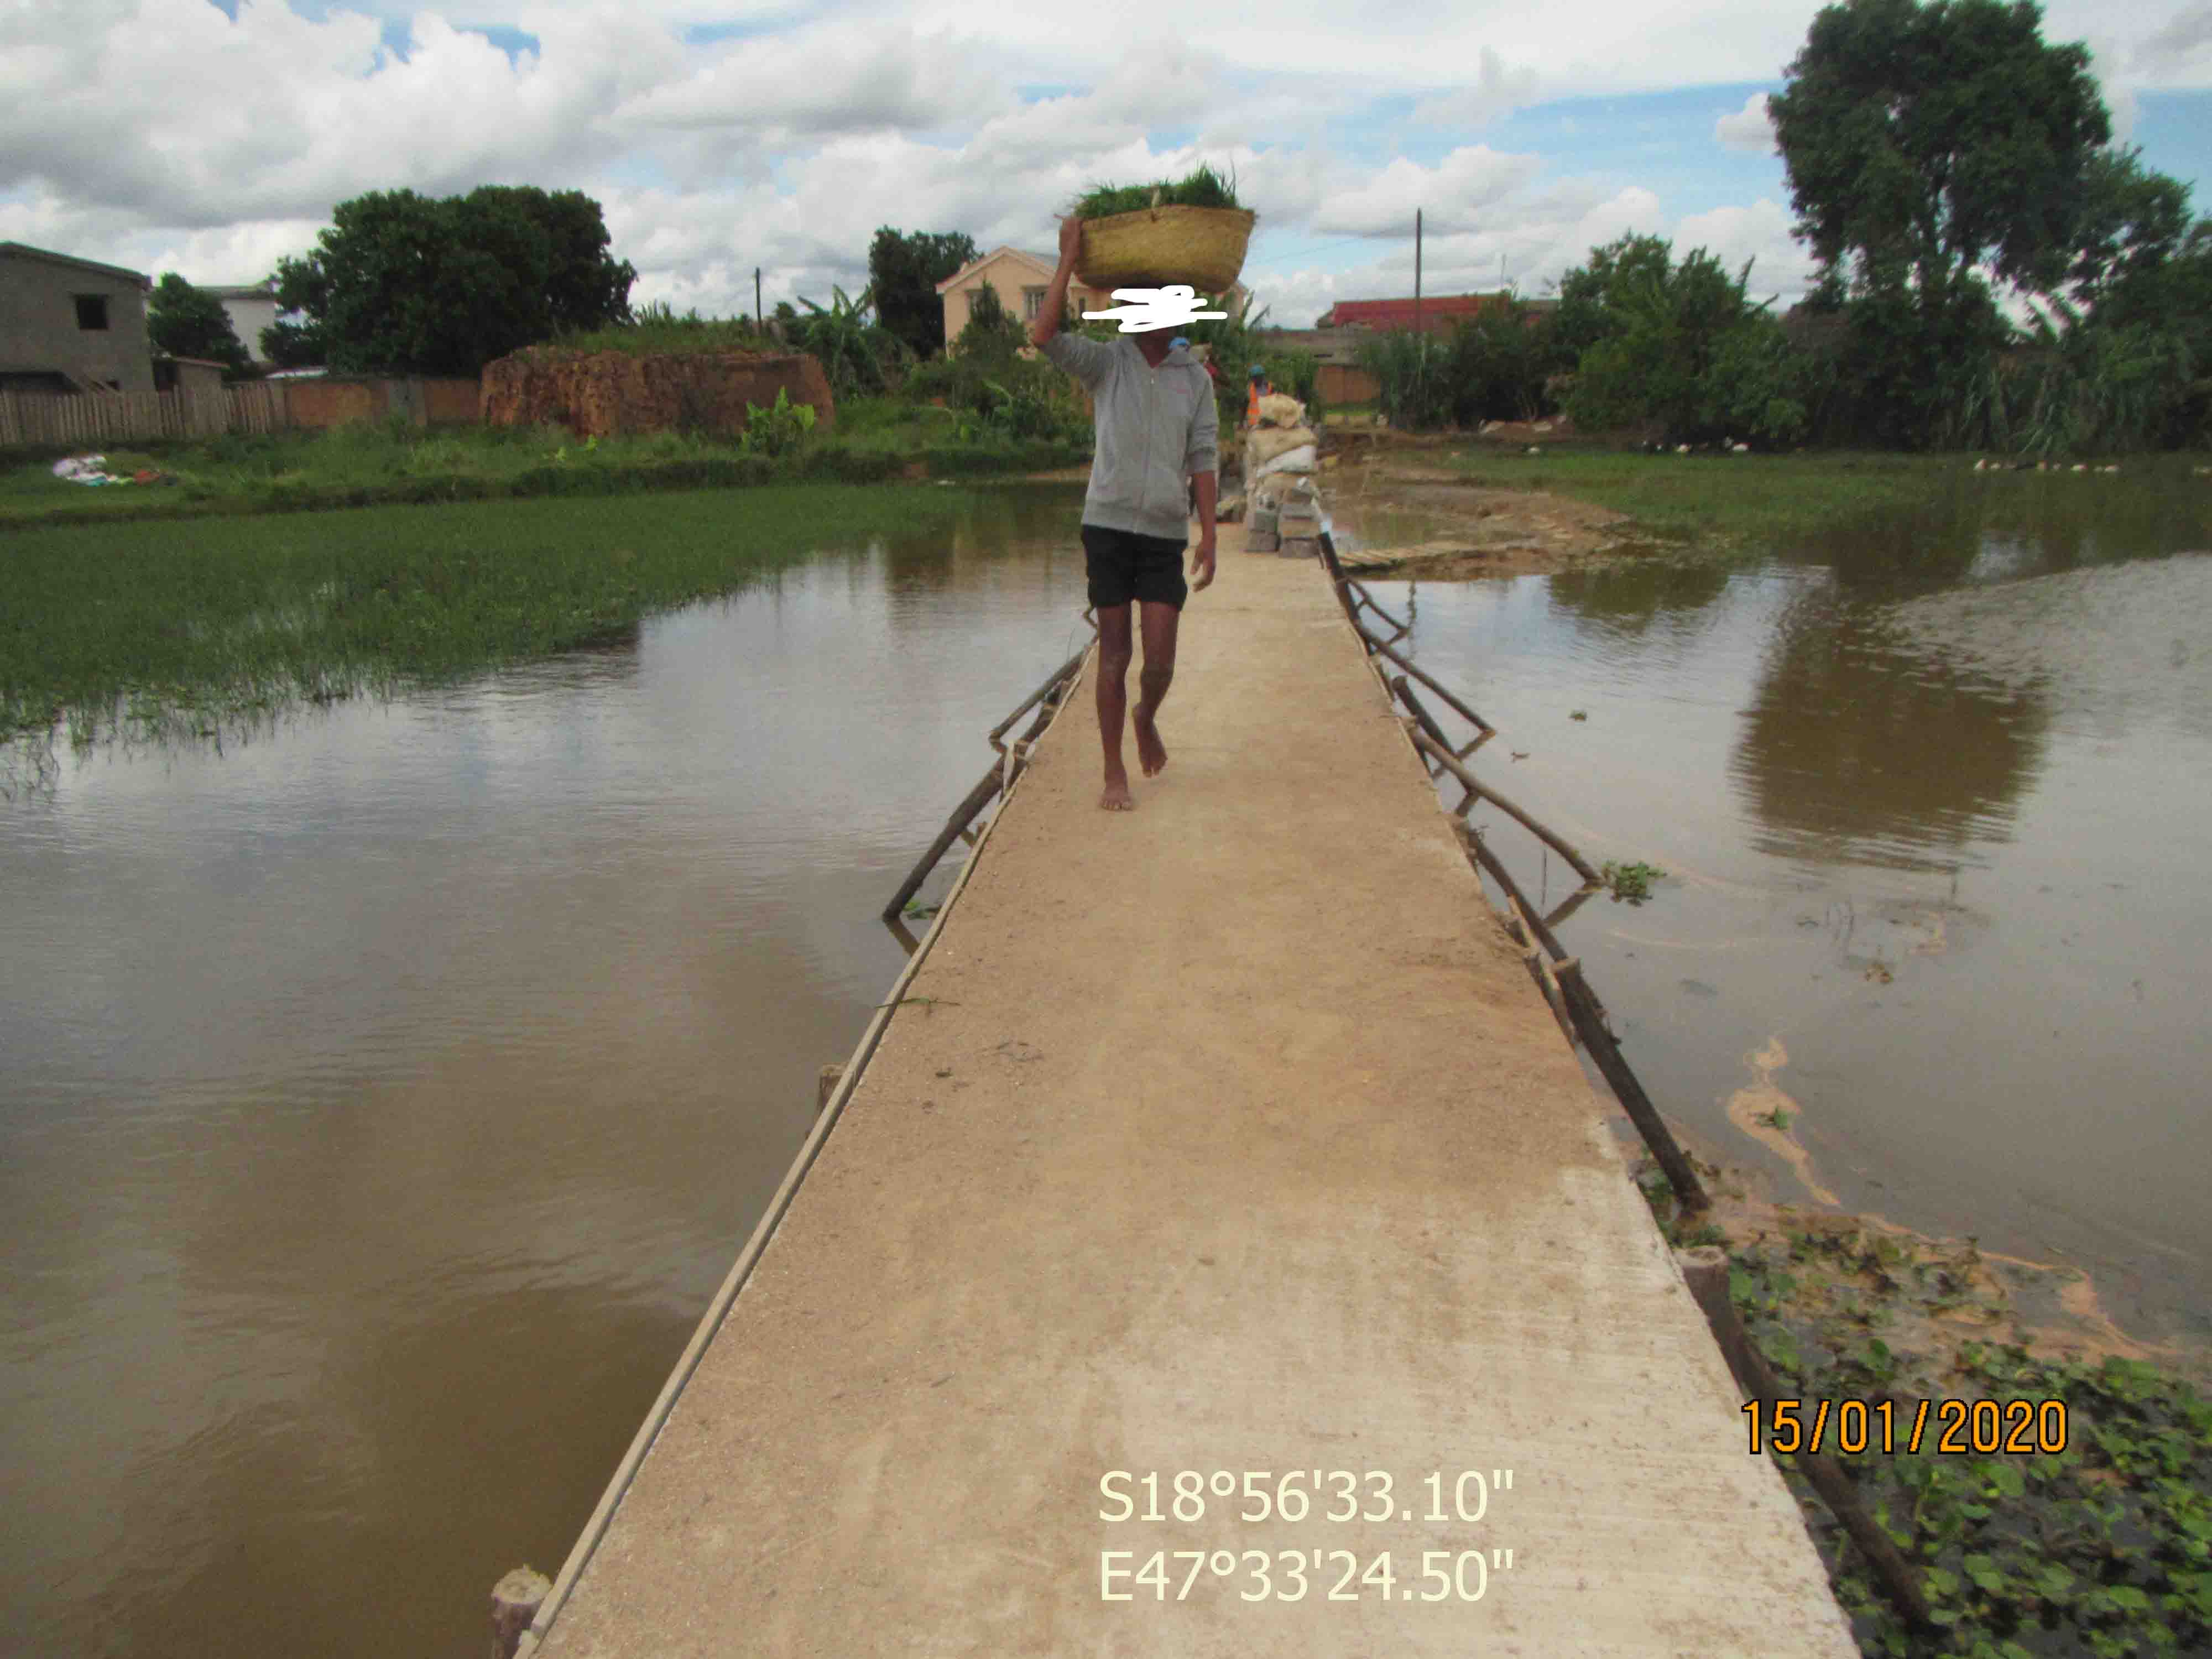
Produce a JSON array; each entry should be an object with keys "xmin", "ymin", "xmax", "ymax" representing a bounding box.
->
[
  {"xmin": 1099, "ymin": 1469, "xmax": 1516, "ymax": 1526},
  {"xmin": 1743, "ymin": 1398, "xmax": 2070, "ymax": 1457}
]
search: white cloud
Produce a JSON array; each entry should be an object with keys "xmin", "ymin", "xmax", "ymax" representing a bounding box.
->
[
  {"xmin": 1714, "ymin": 92, "xmax": 1777, "ymax": 155},
  {"xmin": 612, "ymin": 21, "xmax": 1014, "ymax": 137},
  {"xmin": 1309, "ymin": 147, "xmax": 1543, "ymax": 237},
  {"xmin": 6, "ymin": 0, "xmax": 2199, "ymax": 328},
  {"xmin": 1, "ymin": 1, "xmax": 676, "ymax": 226},
  {"xmin": 1411, "ymin": 46, "xmax": 1542, "ymax": 126},
  {"xmin": 2125, "ymin": 2, "xmax": 2212, "ymax": 84},
  {"xmin": 2080, "ymin": 35, "xmax": 2140, "ymax": 140},
  {"xmin": 1672, "ymin": 198, "xmax": 1817, "ymax": 303}
]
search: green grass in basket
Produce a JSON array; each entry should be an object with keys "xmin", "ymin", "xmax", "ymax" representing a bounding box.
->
[{"xmin": 1073, "ymin": 162, "xmax": 1242, "ymax": 219}]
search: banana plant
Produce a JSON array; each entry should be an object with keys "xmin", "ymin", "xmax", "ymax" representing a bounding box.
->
[{"xmin": 790, "ymin": 283, "xmax": 910, "ymax": 397}]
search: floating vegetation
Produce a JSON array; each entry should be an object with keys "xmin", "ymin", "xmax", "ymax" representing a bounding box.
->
[
  {"xmin": 1600, "ymin": 858, "xmax": 1665, "ymax": 903},
  {"xmin": 1635, "ymin": 1159, "xmax": 2212, "ymax": 1659}
]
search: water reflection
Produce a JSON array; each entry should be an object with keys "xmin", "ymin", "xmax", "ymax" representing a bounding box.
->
[
  {"xmin": 1546, "ymin": 555, "xmax": 1735, "ymax": 631},
  {"xmin": 1731, "ymin": 575, "xmax": 2048, "ymax": 871}
]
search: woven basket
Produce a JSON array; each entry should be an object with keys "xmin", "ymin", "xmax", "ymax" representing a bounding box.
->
[{"xmin": 1076, "ymin": 206, "xmax": 1256, "ymax": 294}]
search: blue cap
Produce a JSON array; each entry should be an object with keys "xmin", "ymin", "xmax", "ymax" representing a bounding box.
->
[{"xmin": 1170, "ymin": 336, "xmax": 1189, "ymax": 349}]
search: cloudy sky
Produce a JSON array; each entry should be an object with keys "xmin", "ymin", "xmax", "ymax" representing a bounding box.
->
[{"xmin": 6, "ymin": 0, "xmax": 2210, "ymax": 328}]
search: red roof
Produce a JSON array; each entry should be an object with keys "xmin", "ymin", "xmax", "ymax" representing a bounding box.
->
[{"xmin": 1318, "ymin": 294, "xmax": 1495, "ymax": 331}]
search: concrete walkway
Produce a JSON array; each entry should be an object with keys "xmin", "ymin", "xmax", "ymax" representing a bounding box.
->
[{"xmin": 528, "ymin": 550, "xmax": 1860, "ymax": 1657}]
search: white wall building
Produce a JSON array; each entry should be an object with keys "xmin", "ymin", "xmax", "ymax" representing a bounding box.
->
[{"xmin": 206, "ymin": 280, "xmax": 281, "ymax": 363}]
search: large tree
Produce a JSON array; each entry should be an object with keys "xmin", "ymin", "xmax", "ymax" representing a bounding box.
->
[
  {"xmin": 868, "ymin": 228, "xmax": 980, "ymax": 361},
  {"xmin": 147, "ymin": 273, "xmax": 251, "ymax": 374},
  {"xmin": 2059, "ymin": 145, "xmax": 2201, "ymax": 320},
  {"xmin": 272, "ymin": 185, "xmax": 637, "ymax": 375},
  {"xmin": 1768, "ymin": 0, "xmax": 2111, "ymax": 310},
  {"xmin": 258, "ymin": 315, "xmax": 327, "ymax": 369}
]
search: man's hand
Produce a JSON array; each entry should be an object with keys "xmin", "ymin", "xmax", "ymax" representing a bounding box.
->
[
  {"xmin": 1057, "ymin": 214, "xmax": 1082, "ymax": 270},
  {"xmin": 1190, "ymin": 536, "xmax": 1217, "ymax": 592}
]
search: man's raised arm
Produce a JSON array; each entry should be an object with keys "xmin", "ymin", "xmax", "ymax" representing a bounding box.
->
[{"xmin": 1029, "ymin": 215, "xmax": 1084, "ymax": 349}]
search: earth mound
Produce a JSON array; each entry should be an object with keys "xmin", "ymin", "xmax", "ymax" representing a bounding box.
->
[{"xmin": 481, "ymin": 347, "xmax": 835, "ymax": 440}]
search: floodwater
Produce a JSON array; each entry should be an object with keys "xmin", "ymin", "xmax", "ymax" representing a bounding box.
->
[
  {"xmin": 0, "ymin": 487, "xmax": 1094, "ymax": 1658},
  {"xmin": 3, "ymin": 470, "xmax": 2208, "ymax": 1656},
  {"xmin": 1347, "ymin": 470, "xmax": 2212, "ymax": 1359}
]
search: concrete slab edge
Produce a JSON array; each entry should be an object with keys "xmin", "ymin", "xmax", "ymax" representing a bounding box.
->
[{"xmin": 512, "ymin": 644, "xmax": 1094, "ymax": 1657}]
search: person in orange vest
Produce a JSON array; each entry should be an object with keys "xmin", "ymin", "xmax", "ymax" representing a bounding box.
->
[{"xmin": 1245, "ymin": 363, "xmax": 1271, "ymax": 429}]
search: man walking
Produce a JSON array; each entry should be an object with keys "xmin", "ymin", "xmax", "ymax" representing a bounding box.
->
[{"xmin": 1030, "ymin": 216, "xmax": 1219, "ymax": 811}]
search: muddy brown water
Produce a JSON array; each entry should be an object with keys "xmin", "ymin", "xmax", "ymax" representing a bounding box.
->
[
  {"xmin": 3, "ymin": 474, "xmax": 2208, "ymax": 1656},
  {"xmin": 1342, "ymin": 473, "xmax": 2212, "ymax": 1359}
]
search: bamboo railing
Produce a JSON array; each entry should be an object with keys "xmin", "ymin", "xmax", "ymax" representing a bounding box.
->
[
  {"xmin": 1318, "ymin": 530, "xmax": 1710, "ymax": 1218},
  {"xmin": 881, "ymin": 640, "xmax": 1093, "ymax": 924}
]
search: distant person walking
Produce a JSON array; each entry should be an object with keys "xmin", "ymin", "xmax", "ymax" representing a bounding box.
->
[{"xmin": 1030, "ymin": 217, "xmax": 1220, "ymax": 811}]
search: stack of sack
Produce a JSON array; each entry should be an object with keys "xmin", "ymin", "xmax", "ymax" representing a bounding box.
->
[
  {"xmin": 1244, "ymin": 397, "xmax": 1319, "ymax": 488},
  {"xmin": 1271, "ymin": 476, "xmax": 1324, "ymax": 559},
  {"xmin": 1239, "ymin": 388, "xmax": 1324, "ymax": 555},
  {"xmin": 1244, "ymin": 472, "xmax": 1323, "ymax": 557}
]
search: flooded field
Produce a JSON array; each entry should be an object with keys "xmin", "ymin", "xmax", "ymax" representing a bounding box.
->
[
  {"xmin": 1349, "ymin": 473, "xmax": 2212, "ymax": 1362},
  {"xmin": 3, "ymin": 469, "xmax": 2208, "ymax": 1655},
  {"xmin": 0, "ymin": 488, "xmax": 1093, "ymax": 1658}
]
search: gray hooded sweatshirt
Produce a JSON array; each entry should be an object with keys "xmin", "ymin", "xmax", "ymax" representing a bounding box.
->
[{"xmin": 1041, "ymin": 332, "xmax": 1219, "ymax": 542}]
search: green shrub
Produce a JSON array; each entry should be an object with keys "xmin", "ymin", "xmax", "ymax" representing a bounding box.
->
[
  {"xmin": 904, "ymin": 355, "xmax": 1087, "ymax": 444},
  {"xmin": 1562, "ymin": 242, "xmax": 1795, "ymax": 445},
  {"xmin": 1440, "ymin": 298, "xmax": 1571, "ymax": 425},
  {"xmin": 1357, "ymin": 331, "xmax": 1455, "ymax": 430},
  {"xmin": 796, "ymin": 444, "xmax": 903, "ymax": 483},
  {"xmin": 1696, "ymin": 315, "xmax": 1811, "ymax": 448},
  {"xmin": 544, "ymin": 300, "xmax": 770, "ymax": 359},
  {"xmin": 952, "ymin": 284, "xmax": 1029, "ymax": 363},
  {"xmin": 1255, "ymin": 346, "xmax": 1324, "ymax": 422},
  {"xmin": 737, "ymin": 387, "xmax": 817, "ymax": 458}
]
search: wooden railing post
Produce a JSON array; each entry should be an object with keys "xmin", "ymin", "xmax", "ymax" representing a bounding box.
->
[{"xmin": 491, "ymin": 1567, "xmax": 550, "ymax": 1659}]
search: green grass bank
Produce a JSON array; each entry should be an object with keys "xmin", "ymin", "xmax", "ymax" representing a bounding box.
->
[
  {"xmin": 1388, "ymin": 442, "xmax": 2212, "ymax": 559},
  {"xmin": 0, "ymin": 407, "xmax": 1089, "ymax": 533},
  {"xmin": 1, "ymin": 482, "xmax": 1002, "ymax": 750}
]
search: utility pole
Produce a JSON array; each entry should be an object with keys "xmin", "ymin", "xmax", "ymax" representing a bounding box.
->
[
  {"xmin": 1414, "ymin": 208, "xmax": 1423, "ymax": 338},
  {"xmin": 755, "ymin": 268, "xmax": 763, "ymax": 332}
]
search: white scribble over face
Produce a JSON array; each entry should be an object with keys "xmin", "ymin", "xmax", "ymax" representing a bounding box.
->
[{"xmin": 1080, "ymin": 284, "xmax": 1228, "ymax": 333}]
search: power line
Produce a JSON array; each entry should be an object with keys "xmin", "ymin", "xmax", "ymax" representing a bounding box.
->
[{"xmin": 1239, "ymin": 233, "xmax": 1390, "ymax": 273}]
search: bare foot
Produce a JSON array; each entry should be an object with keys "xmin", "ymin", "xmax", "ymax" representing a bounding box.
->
[
  {"xmin": 1100, "ymin": 774, "xmax": 1135, "ymax": 811},
  {"xmin": 1132, "ymin": 709, "xmax": 1168, "ymax": 778}
]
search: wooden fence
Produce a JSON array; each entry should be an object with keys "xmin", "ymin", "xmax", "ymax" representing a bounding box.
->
[
  {"xmin": 1318, "ymin": 363, "xmax": 1381, "ymax": 406},
  {"xmin": 0, "ymin": 382, "xmax": 288, "ymax": 448},
  {"xmin": 0, "ymin": 376, "xmax": 481, "ymax": 449}
]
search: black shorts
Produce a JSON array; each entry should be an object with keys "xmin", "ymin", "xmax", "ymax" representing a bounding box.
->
[{"xmin": 1081, "ymin": 524, "xmax": 1188, "ymax": 611}]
